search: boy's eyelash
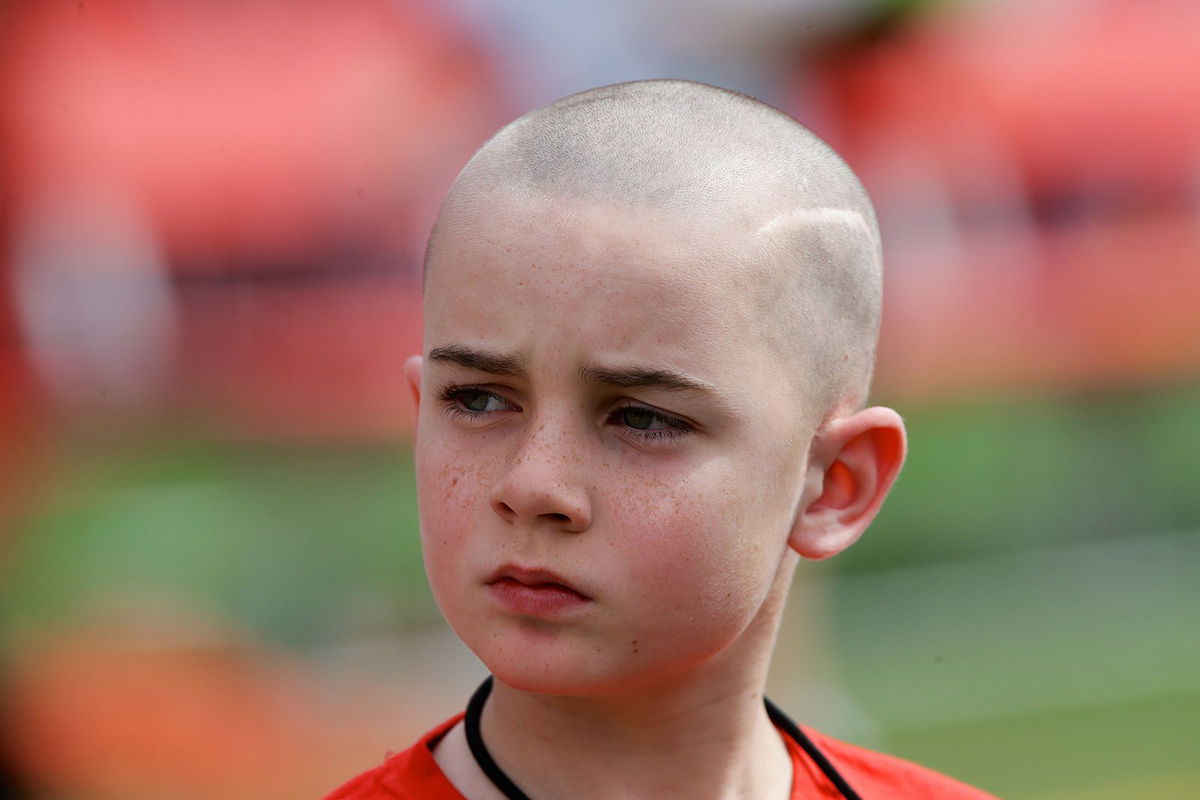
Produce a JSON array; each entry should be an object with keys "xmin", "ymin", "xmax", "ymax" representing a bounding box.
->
[
  {"xmin": 438, "ymin": 384, "xmax": 516, "ymax": 419},
  {"xmin": 606, "ymin": 404, "xmax": 694, "ymax": 443}
]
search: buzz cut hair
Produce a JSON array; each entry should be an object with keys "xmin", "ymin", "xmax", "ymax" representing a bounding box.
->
[{"xmin": 425, "ymin": 79, "xmax": 883, "ymax": 416}]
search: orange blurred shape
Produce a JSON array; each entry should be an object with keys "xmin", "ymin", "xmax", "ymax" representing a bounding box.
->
[
  {"xmin": 2, "ymin": 0, "xmax": 496, "ymax": 258},
  {"xmin": 4, "ymin": 619, "xmax": 444, "ymax": 800},
  {"xmin": 0, "ymin": 0, "xmax": 503, "ymax": 437},
  {"xmin": 876, "ymin": 212, "xmax": 1200, "ymax": 398},
  {"xmin": 807, "ymin": 0, "xmax": 1200, "ymax": 398},
  {"xmin": 821, "ymin": 0, "xmax": 1200, "ymax": 192}
]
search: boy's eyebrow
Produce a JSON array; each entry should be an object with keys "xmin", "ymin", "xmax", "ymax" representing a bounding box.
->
[
  {"xmin": 579, "ymin": 364, "xmax": 718, "ymax": 396},
  {"xmin": 428, "ymin": 344, "xmax": 528, "ymax": 376},
  {"xmin": 428, "ymin": 345, "xmax": 724, "ymax": 404}
]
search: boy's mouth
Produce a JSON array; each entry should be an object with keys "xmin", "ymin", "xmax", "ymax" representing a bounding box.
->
[
  {"xmin": 486, "ymin": 565, "xmax": 590, "ymax": 597},
  {"xmin": 486, "ymin": 564, "xmax": 592, "ymax": 615}
]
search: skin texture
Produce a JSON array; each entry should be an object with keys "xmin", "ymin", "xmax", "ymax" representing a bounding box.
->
[{"xmin": 406, "ymin": 189, "xmax": 906, "ymax": 799}]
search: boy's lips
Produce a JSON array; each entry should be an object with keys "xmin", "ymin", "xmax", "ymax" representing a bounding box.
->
[{"xmin": 485, "ymin": 564, "xmax": 592, "ymax": 617}]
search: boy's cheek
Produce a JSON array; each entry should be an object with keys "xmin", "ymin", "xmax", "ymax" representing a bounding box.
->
[
  {"xmin": 420, "ymin": 461, "xmax": 476, "ymax": 509},
  {"xmin": 613, "ymin": 469, "xmax": 783, "ymax": 579},
  {"xmin": 415, "ymin": 430, "xmax": 499, "ymax": 504}
]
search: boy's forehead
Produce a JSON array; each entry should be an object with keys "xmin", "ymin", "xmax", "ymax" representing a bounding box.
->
[
  {"xmin": 432, "ymin": 189, "xmax": 766, "ymax": 288},
  {"xmin": 423, "ymin": 191, "xmax": 797, "ymax": 386},
  {"xmin": 426, "ymin": 193, "xmax": 787, "ymax": 360}
]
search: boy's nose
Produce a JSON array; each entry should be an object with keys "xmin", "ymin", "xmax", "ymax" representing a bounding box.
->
[{"xmin": 489, "ymin": 435, "xmax": 592, "ymax": 533}]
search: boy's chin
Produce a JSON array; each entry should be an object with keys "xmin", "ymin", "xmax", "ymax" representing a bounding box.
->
[
  {"xmin": 480, "ymin": 650, "xmax": 620, "ymax": 697},
  {"xmin": 474, "ymin": 641, "xmax": 695, "ymax": 699},
  {"xmin": 461, "ymin": 632, "xmax": 637, "ymax": 697}
]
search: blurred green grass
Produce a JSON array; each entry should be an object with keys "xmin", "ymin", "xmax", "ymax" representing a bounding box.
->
[
  {"xmin": 2, "ymin": 439, "xmax": 434, "ymax": 645},
  {"xmin": 851, "ymin": 381, "xmax": 1200, "ymax": 569},
  {"xmin": 3, "ymin": 381, "xmax": 1198, "ymax": 797},
  {"xmin": 888, "ymin": 691, "xmax": 1200, "ymax": 799},
  {"xmin": 829, "ymin": 530, "xmax": 1200, "ymax": 797}
]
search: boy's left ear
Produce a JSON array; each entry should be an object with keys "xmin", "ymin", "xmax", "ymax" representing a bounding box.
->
[
  {"xmin": 403, "ymin": 354, "xmax": 423, "ymax": 410},
  {"xmin": 789, "ymin": 406, "xmax": 906, "ymax": 560}
]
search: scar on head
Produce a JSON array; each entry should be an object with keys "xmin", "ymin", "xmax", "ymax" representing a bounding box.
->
[{"xmin": 755, "ymin": 206, "xmax": 871, "ymax": 238}]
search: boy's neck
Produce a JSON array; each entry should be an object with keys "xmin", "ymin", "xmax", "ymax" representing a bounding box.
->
[{"xmin": 487, "ymin": 676, "xmax": 790, "ymax": 800}]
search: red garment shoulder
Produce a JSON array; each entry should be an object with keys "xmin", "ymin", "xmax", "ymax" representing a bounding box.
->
[
  {"xmin": 322, "ymin": 714, "xmax": 996, "ymax": 800},
  {"xmin": 794, "ymin": 726, "xmax": 999, "ymax": 799},
  {"xmin": 320, "ymin": 714, "xmax": 466, "ymax": 800}
]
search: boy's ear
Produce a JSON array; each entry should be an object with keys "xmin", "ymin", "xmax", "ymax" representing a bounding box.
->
[
  {"xmin": 789, "ymin": 406, "xmax": 906, "ymax": 560},
  {"xmin": 403, "ymin": 355, "xmax": 423, "ymax": 409}
]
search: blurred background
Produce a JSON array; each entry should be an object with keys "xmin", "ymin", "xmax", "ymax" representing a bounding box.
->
[{"xmin": 1, "ymin": 0, "xmax": 1197, "ymax": 797}]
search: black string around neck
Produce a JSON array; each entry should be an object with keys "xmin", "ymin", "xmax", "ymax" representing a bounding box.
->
[
  {"xmin": 462, "ymin": 676, "xmax": 861, "ymax": 800},
  {"xmin": 764, "ymin": 695, "xmax": 862, "ymax": 800},
  {"xmin": 464, "ymin": 677, "xmax": 533, "ymax": 800}
]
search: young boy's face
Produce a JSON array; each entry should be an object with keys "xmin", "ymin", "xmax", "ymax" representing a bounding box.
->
[{"xmin": 411, "ymin": 193, "xmax": 819, "ymax": 695}]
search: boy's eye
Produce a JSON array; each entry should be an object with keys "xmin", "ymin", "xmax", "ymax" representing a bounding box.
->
[
  {"xmin": 439, "ymin": 385, "xmax": 517, "ymax": 418},
  {"xmin": 460, "ymin": 389, "xmax": 496, "ymax": 412},
  {"xmin": 620, "ymin": 406, "xmax": 657, "ymax": 430},
  {"xmin": 609, "ymin": 403, "xmax": 694, "ymax": 443}
]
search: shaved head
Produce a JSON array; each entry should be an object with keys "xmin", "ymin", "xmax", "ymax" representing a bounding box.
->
[{"xmin": 426, "ymin": 79, "xmax": 882, "ymax": 419}]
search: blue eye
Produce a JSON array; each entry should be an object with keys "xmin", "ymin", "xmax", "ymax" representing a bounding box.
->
[
  {"xmin": 609, "ymin": 404, "xmax": 693, "ymax": 442},
  {"xmin": 620, "ymin": 406, "xmax": 656, "ymax": 430},
  {"xmin": 439, "ymin": 385, "xmax": 517, "ymax": 418},
  {"xmin": 459, "ymin": 389, "xmax": 495, "ymax": 412}
]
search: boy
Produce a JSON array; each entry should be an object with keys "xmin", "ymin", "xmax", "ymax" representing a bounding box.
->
[{"xmin": 326, "ymin": 80, "xmax": 995, "ymax": 799}]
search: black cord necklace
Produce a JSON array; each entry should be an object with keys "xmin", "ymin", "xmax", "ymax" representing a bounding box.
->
[{"xmin": 463, "ymin": 676, "xmax": 862, "ymax": 800}]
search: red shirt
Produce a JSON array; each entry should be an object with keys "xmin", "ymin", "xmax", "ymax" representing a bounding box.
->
[{"xmin": 323, "ymin": 715, "xmax": 997, "ymax": 799}]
